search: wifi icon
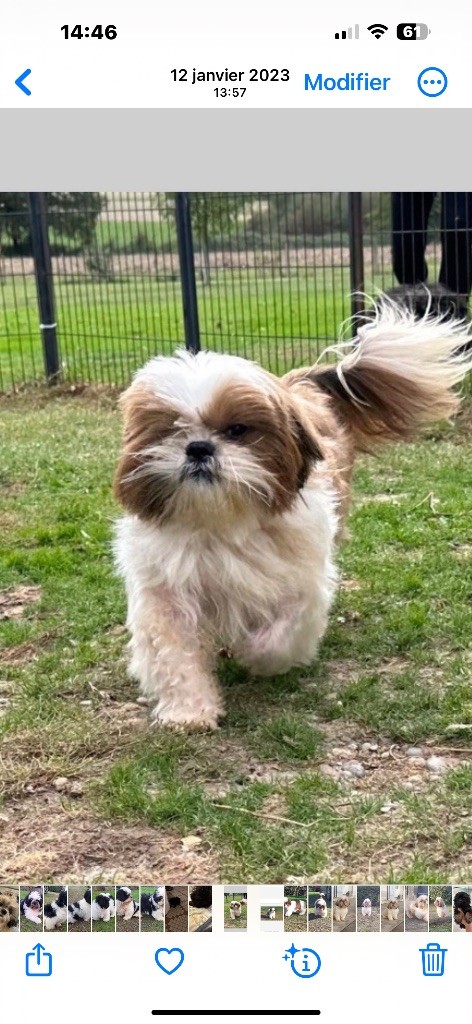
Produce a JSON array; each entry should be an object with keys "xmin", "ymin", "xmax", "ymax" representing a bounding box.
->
[{"xmin": 367, "ymin": 23, "xmax": 389, "ymax": 38}]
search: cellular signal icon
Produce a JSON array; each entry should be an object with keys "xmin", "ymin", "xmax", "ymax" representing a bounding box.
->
[{"xmin": 334, "ymin": 24, "xmax": 359, "ymax": 40}]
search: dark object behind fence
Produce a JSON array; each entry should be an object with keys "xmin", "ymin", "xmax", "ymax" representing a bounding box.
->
[{"xmin": 1, "ymin": 191, "xmax": 468, "ymax": 392}]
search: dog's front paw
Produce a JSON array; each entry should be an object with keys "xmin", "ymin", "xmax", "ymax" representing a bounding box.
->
[{"xmin": 152, "ymin": 703, "xmax": 225, "ymax": 732}]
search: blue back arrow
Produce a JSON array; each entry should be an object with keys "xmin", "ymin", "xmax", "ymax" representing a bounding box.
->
[{"xmin": 15, "ymin": 69, "xmax": 32, "ymax": 95}]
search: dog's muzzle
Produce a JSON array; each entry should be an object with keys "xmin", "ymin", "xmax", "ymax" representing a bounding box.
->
[{"xmin": 182, "ymin": 439, "xmax": 217, "ymax": 483}]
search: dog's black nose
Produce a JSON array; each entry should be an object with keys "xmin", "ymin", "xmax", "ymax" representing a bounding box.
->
[{"xmin": 186, "ymin": 440, "xmax": 215, "ymax": 462}]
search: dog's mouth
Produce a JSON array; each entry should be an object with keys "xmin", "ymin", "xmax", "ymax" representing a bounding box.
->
[{"xmin": 181, "ymin": 460, "xmax": 217, "ymax": 485}]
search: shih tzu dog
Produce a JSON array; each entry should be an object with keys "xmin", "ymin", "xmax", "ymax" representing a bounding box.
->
[
  {"xmin": 284, "ymin": 898, "xmax": 306, "ymax": 918},
  {"xmin": 140, "ymin": 886, "xmax": 169, "ymax": 921},
  {"xmin": 68, "ymin": 886, "xmax": 92, "ymax": 925},
  {"xmin": 406, "ymin": 894, "xmax": 428, "ymax": 921},
  {"xmin": 230, "ymin": 900, "xmax": 242, "ymax": 920},
  {"xmin": 385, "ymin": 899, "xmax": 399, "ymax": 922},
  {"xmin": 116, "ymin": 886, "xmax": 140, "ymax": 920},
  {"xmin": 44, "ymin": 888, "xmax": 68, "ymax": 931},
  {"xmin": 0, "ymin": 893, "xmax": 19, "ymax": 932},
  {"xmin": 361, "ymin": 897, "xmax": 372, "ymax": 917},
  {"xmin": 314, "ymin": 894, "xmax": 328, "ymax": 919},
  {"xmin": 189, "ymin": 885, "xmax": 212, "ymax": 910},
  {"xmin": 333, "ymin": 896, "xmax": 350, "ymax": 922},
  {"xmin": 20, "ymin": 887, "xmax": 43, "ymax": 926},
  {"xmin": 92, "ymin": 891, "xmax": 116, "ymax": 923},
  {"xmin": 434, "ymin": 896, "xmax": 447, "ymax": 920},
  {"xmin": 114, "ymin": 301, "xmax": 472, "ymax": 730},
  {"xmin": 454, "ymin": 892, "xmax": 472, "ymax": 931},
  {"xmin": 267, "ymin": 907, "xmax": 276, "ymax": 920}
]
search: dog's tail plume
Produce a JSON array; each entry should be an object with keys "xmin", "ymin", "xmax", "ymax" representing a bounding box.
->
[{"xmin": 308, "ymin": 300, "xmax": 472, "ymax": 451}]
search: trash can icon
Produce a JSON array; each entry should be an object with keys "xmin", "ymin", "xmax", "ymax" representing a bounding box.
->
[{"xmin": 420, "ymin": 942, "xmax": 447, "ymax": 977}]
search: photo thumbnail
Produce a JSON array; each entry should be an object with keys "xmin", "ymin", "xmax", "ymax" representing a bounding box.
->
[
  {"xmin": 380, "ymin": 886, "xmax": 404, "ymax": 933},
  {"xmin": 189, "ymin": 885, "xmax": 212, "ymax": 932},
  {"xmin": 224, "ymin": 888, "xmax": 247, "ymax": 931},
  {"xmin": 308, "ymin": 885, "xmax": 332, "ymax": 933},
  {"xmin": 0, "ymin": 886, "xmax": 19, "ymax": 933}
]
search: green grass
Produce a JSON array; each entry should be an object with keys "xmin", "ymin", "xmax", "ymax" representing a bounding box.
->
[
  {"xmin": 92, "ymin": 916, "xmax": 116, "ymax": 932},
  {"xmin": 1, "ymin": 393, "xmax": 472, "ymax": 883}
]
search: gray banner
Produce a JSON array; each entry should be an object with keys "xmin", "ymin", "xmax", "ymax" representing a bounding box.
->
[{"xmin": 0, "ymin": 109, "xmax": 469, "ymax": 189}]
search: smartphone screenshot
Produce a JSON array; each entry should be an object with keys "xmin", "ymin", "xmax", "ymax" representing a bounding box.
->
[{"xmin": 0, "ymin": 2, "xmax": 471, "ymax": 1021}]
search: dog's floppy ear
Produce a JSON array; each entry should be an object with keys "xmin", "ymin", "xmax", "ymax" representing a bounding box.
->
[{"xmin": 291, "ymin": 411, "xmax": 324, "ymax": 489}]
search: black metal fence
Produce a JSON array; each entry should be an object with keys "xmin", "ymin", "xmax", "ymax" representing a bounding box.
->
[{"xmin": 1, "ymin": 192, "xmax": 470, "ymax": 391}]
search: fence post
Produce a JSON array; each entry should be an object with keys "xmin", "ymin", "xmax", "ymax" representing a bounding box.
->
[
  {"xmin": 28, "ymin": 192, "xmax": 60, "ymax": 383},
  {"xmin": 348, "ymin": 192, "xmax": 365, "ymax": 327},
  {"xmin": 174, "ymin": 192, "xmax": 200, "ymax": 352}
]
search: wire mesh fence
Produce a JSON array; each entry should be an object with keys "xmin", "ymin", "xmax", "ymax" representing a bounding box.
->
[{"xmin": 1, "ymin": 191, "xmax": 470, "ymax": 391}]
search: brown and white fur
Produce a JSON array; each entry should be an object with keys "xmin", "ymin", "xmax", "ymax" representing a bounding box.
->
[
  {"xmin": 114, "ymin": 301, "xmax": 472, "ymax": 730},
  {"xmin": 385, "ymin": 900, "xmax": 399, "ymax": 922},
  {"xmin": 407, "ymin": 894, "xmax": 429, "ymax": 921},
  {"xmin": 361, "ymin": 898, "xmax": 372, "ymax": 917},
  {"xmin": 284, "ymin": 899, "xmax": 306, "ymax": 918},
  {"xmin": 434, "ymin": 896, "xmax": 447, "ymax": 919},
  {"xmin": 230, "ymin": 901, "xmax": 242, "ymax": 920},
  {"xmin": 314, "ymin": 895, "xmax": 328, "ymax": 918},
  {"xmin": 333, "ymin": 897, "xmax": 350, "ymax": 923}
]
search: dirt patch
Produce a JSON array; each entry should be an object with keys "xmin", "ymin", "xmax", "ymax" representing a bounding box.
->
[
  {"xmin": 451, "ymin": 544, "xmax": 472, "ymax": 561},
  {"xmin": 0, "ymin": 803, "xmax": 220, "ymax": 883},
  {"xmin": 0, "ymin": 631, "xmax": 58, "ymax": 666},
  {"xmin": 0, "ymin": 585, "xmax": 42, "ymax": 621}
]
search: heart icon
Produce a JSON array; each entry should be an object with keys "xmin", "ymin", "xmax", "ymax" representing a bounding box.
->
[{"xmin": 154, "ymin": 947, "xmax": 185, "ymax": 975}]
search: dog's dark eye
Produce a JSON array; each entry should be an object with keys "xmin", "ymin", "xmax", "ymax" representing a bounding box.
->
[{"xmin": 225, "ymin": 423, "xmax": 249, "ymax": 439}]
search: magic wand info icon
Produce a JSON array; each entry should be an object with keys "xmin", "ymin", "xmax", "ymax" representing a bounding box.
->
[{"xmin": 283, "ymin": 943, "xmax": 322, "ymax": 979}]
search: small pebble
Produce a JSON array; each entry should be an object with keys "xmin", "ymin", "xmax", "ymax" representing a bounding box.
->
[
  {"xmin": 181, "ymin": 835, "xmax": 203, "ymax": 851},
  {"xmin": 348, "ymin": 741, "xmax": 359, "ymax": 750},
  {"xmin": 426, "ymin": 756, "xmax": 447, "ymax": 773},
  {"xmin": 409, "ymin": 756, "xmax": 426, "ymax": 767},
  {"xmin": 406, "ymin": 746, "xmax": 423, "ymax": 757},
  {"xmin": 53, "ymin": 777, "xmax": 69, "ymax": 792},
  {"xmin": 69, "ymin": 781, "xmax": 84, "ymax": 797},
  {"xmin": 345, "ymin": 760, "xmax": 365, "ymax": 778},
  {"xmin": 380, "ymin": 803, "xmax": 396, "ymax": 813},
  {"xmin": 319, "ymin": 764, "xmax": 340, "ymax": 779}
]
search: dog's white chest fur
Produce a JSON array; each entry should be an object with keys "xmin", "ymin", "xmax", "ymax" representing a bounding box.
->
[{"xmin": 115, "ymin": 479, "xmax": 337, "ymax": 725}]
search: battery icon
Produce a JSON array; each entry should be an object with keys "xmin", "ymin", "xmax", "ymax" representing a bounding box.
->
[{"xmin": 397, "ymin": 23, "xmax": 431, "ymax": 39}]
